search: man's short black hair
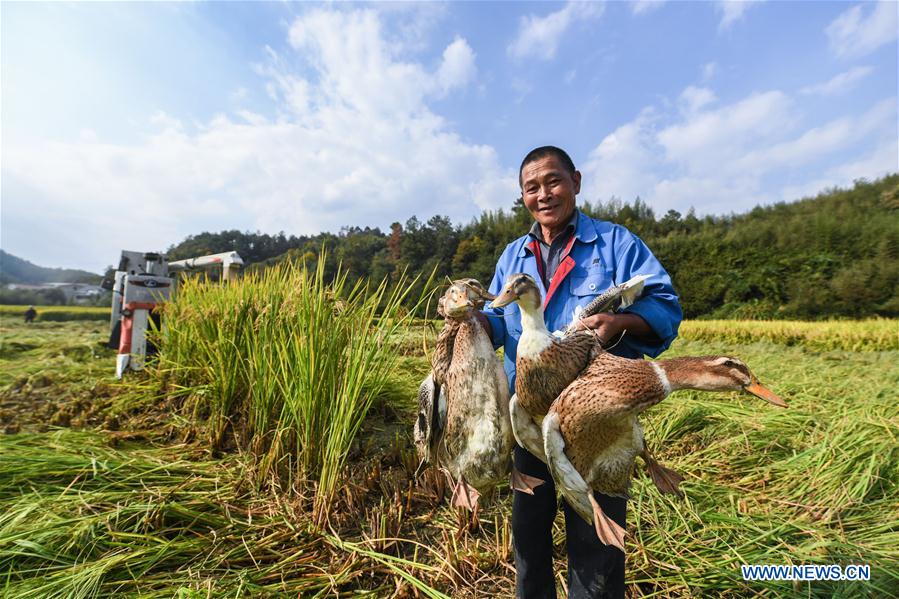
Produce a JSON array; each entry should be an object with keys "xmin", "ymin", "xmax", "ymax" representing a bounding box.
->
[{"xmin": 519, "ymin": 146, "xmax": 576, "ymax": 187}]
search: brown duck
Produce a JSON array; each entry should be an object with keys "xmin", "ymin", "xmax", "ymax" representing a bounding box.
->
[
  {"xmin": 415, "ymin": 279, "xmax": 515, "ymax": 511},
  {"xmin": 488, "ymin": 273, "xmax": 653, "ymax": 468},
  {"xmin": 543, "ymin": 352, "xmax": 786, "ymax": 551}
]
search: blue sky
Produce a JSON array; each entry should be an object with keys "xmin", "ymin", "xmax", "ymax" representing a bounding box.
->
[{"xmin": 2, "ymin": 1, "xmax": 896, "ymax": 273}]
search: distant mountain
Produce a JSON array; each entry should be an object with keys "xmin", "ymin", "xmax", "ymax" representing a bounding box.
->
[{"xmin": 0, "ymin": 250, "xmax": 102, "ymax": 285}]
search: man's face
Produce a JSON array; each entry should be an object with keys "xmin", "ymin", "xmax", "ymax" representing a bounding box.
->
[{"xmin": 520, "ymin": 155, "xmax": 581, "ymax": 233}]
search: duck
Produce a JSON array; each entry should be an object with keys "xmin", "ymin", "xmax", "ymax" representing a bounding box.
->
[
  {"xmin": 489, "ymin": 273, "xmax": 719, "ymax": 500},
  {"xmin": 414, "ymin": 279, "xmax": 516, "ymax": 511},
  {"xmin": 488, "ymin": 273, "xmax": 650, "ymax": 466},
  {"xmin": 414, "ymin": 305, "xmax": 459, "ymax": 466},
  {"xmin": 542, "ymin": 351, "xmax": 786, "ymax": 551}
]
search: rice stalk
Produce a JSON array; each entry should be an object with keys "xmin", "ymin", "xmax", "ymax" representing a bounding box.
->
[{"xmin": 152, "ymin": 250, "xmax": 429, "ymax": 519}]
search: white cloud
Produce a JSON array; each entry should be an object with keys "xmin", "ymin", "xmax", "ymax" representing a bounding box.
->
[
  {"xmin": 580, "ymin": 84, "xmax": 897, "ymax": 215},
  {"xmin": 701, "ymin": 61, "xmax": 718, "ymax": 82},
  {"xmin": 651, "ymin": 176, "xmax": 763, "ymax": 215},
  {"xmin": 581, "ymin": 108, "xmax": 662, "ymax": 204},
  {"xmin": 436, "ymin": 37, "xmax": 477, "ymax": 94},
  {"xmin": 826, "ymin": 0, "xmax": 898, "ymax": 58},
  {"xmin": 800, "ymin": 65, "xmax": 874, "ymax": 96},
  {"xmin": 632, "ymin": 1, "xmax": 666, "ymax": 16},
  {"xmin": 657, "ymin": 90, "xmax": 793, "ymax": 171},
  {"xmin": 510, "ymin": 77, "xmax": 534, "ymax": 103},
  {"xmin": 2, "ymin": 8, "xmax": 517, "ymax": 271},
  {"xmin": 678, "ymin": 86, "xmax": 716, "ymax": 115},
  {"xmin": 507, "ymin": 1, "xmax": 604, "ymax": 61},
  {"xmin": 779, "ymin": 137, "xmax": 899, "ymax": 200},
  {"xmin": 716, "ymin": 0, "xmax": 762, "ymax": 32},
  {"xmin": 731, "ymin": 97, "xmax": 896, "ymax": 173}
]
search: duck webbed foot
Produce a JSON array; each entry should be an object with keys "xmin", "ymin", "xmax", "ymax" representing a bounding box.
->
[
  {"xmin": 450, "ymin": 478, "xmax": 481, "ymax": 511},
  {"xmin": 588, "ymin": 493, "xmax": 626, "ymax": 552},
  {"xmin": 641, "ymin": 447, "xmax": 684, "ymax": 498},
  {"xmin": 510, "ymin": 467, "xmax": 545, "ymax": 495}
]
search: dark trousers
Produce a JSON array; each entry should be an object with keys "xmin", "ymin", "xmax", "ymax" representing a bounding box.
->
[{"xmin": 512, "ymin": 445, "xmax": 626, "ymax": 599}]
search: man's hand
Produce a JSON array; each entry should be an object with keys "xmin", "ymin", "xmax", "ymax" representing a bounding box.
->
[{"xmin": 574, "ymin": 312, "xmax": 652, "ymax": 345}]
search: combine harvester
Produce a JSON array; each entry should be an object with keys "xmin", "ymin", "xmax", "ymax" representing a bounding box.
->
[{"xmin": 105, "ymin": 250, "xmax": 244, "ymax": 377}]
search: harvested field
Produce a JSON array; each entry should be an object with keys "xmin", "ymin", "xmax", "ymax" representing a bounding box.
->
[{"xmin": 1, "ymin": 278, "xmax": 896, "ymax": 597}]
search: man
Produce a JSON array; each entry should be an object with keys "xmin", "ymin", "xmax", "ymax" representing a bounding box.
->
[
  {"xmin": 481, "ymin": 146, "xmax": 682, "ymax": 598},
  {"xmin": 24, "ymin": 306, "xmax": 37, "ymax": 324}
]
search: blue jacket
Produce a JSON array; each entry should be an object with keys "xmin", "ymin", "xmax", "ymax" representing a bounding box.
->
[{"xmin": 483, "ymin": 210, "xmax": 682, "ymax": 394}]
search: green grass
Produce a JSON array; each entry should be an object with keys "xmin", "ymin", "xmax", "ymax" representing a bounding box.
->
[
  {"xmin": 1, "ymin": 315, "xmax": 897, "ymax": 597},
  {"xmin": 629, "ymin": 339, "xmax": 899, "ymax": 597},
  {"xmin": 0, "ymin": 305, "xmax": 111, "ymax": 322}
]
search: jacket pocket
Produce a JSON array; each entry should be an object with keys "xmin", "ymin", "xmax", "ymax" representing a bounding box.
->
[{"xmin": 569, "ymin": 270, "xmax": 613, "ymax": 297}]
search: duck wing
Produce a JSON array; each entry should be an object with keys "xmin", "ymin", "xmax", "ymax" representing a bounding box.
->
[
  {"xmin": 516, "ymin": 332, "xmax": 596, "ymax": 415},
  {"xmin": 563, "ymin": 274, "xmax": 650, "ymax": 336},
  {"xmin": 542, "ymin": 411, "xmax": 593, "ymax": 522},
  {"xmin": 414, "ymin": 373, "xmax": 445, "ymax": 464},
  {"xmin": 510, "ymin": 394, "xmax": 546, "ymax": 462}
]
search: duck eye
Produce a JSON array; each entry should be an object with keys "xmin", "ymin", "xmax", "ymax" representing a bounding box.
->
[{"xmin": 723, "ymin": 359, "xmax": 739, "ymax": 368}]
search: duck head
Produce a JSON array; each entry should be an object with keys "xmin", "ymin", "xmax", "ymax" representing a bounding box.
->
[
  {"xmin": 679, "ymin": 357, "xmax": 787, "ymax": 407},
  {"xmin": 489, "ymin": 273, "xmax": 542, "ymax": 313},
  {"xmin": 440, "ymin": 278, "xmax": 495, "ymax": 318}
]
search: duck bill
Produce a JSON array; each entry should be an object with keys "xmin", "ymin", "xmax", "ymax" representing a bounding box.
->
[
  {"xmin": 744, "ymin": 378, "xmax": 787, "ymax": 407},
  {"xmin": 487, "ymin": 289, "xmax": 517, "ymax": 309}
]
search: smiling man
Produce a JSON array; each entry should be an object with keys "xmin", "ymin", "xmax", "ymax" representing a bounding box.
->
[{"xmin": 482, "ymin": 146, "xmax": 682, "ymax": 598}]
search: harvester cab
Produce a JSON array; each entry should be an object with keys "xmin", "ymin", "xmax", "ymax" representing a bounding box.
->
[{"xmin": 106, "ymin": 250, "xmax": 244, "ymax": 378}]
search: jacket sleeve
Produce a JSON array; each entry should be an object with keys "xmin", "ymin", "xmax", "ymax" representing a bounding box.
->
[
  {"xmin": 481, "ymin": 249, "xmax": 510, "ymax": 350},
  {"xmin": 615, "ymin": 230, "xmax": 682, "ymax": 358}
]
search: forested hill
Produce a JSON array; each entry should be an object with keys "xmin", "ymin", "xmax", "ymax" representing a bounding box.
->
[
  {"xmin": 0, "ymin": 250, "xmax": 101, "ymax": 285},
  {"xmin": 167, "ymin": 175, "xmax": 899, "ymax": 319}
]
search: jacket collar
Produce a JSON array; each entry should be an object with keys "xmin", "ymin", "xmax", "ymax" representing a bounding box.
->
[{"xmin": 517, "ymin": 208, "xmax": 597, "ymax": 257}]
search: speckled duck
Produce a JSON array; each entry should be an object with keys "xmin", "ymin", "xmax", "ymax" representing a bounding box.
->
[
  {"xmin": 415, "ymin": 279, "xmax": 515, "ymax": 511},
  {"xmin": 488, "ymin": 273, "xmax": 650, "ymax": 465},
  {"xmin": 543, "ymin": 352, "xmax": 785, "ymax": 551},
  {"xmin": 490, "ymin": 272, "xmax": 786, "ymax": 550}
]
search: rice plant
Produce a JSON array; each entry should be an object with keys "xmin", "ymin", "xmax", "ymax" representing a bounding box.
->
[
  {"xmin": 0, "ymin": 430, "xmax": 448, "ymax": 597},
  {"xmin": 154, "ymin": 254, "xmax": 430, "ymax": 520},
  {"xmin": 0, "ymin": 305, "xmax": 110, "ymax": 322},
  {"xmin": 3, "ymin": 304, "xmax": 897, "ymax": 596},
  {"xmin": 680, "ymin": 318, "xmax": 897, "ymax": 351}
]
